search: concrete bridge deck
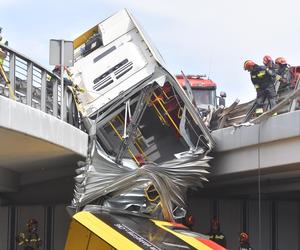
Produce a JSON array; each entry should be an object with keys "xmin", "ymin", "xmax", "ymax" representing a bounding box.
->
[
  {"xmin": 0, "ymin": 96, "xmax": 88, "ymax": 193},
  {"xmin": 207, "ymin": 109, "xmax": 300, "ymax": 195}
]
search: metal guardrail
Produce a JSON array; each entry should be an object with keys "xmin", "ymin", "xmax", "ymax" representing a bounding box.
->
[{"xmin": 0, "ymin": 43, "xmax": 64, "ymax": 118}]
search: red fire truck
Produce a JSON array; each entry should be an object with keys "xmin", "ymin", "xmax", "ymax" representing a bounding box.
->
[{"xmin": 176, "ymin": 74, "xmax": 226, "ymax": 110}]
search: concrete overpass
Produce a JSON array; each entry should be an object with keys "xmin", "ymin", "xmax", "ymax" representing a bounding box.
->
[
  {"xmin": 0, "ymin": 95, "xmax": 88, "ymax": 200},
  {"xmin": 206, "ymin": 110, "xmax": 300, "ymax": 197},
  {"xmin": 0, "ymin": 43, "xmax": 88, "ymax": 204}
]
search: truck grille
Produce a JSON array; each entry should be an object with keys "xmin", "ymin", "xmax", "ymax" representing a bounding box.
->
[
  {"xmin": 93, "ymin": 59, "xmax": 133, "ymax": 92},
  {"xmin": 93, "ymin": 75, "xmax": 113, "ymax": 92},
  {"xmin": 114, "ymin": 61, "xmax": 133, "ymax": 79}
]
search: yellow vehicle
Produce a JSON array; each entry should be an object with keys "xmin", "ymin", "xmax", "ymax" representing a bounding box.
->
[
  {"xmin": 65, "ymin": 211, "xmax": 226, "ymax": 250},
  {"xmin": 65, "ymin": 9, "xmax": 221, "ymax": 250}
]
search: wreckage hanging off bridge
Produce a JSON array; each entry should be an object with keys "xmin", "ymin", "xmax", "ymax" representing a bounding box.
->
[{"xmin": 68, "ymin": 9, "xmax": 215, "ymax": 222}]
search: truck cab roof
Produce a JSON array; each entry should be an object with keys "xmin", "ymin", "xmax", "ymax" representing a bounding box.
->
[{"xmin": 176, "ymin": 75, "xmax": 217, "ymax": 90}]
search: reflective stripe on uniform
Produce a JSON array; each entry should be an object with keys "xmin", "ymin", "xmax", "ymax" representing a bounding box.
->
[
  {"xmin": 257, "ymin": 71, "xmax": 266, "ymax": 77},
  {"xmin": 30, "ymin": 238, "xmax": 40, "ymax": 242},
  {"xmin": 214, "ymin": 235, "xmax": 224, "ymax": 239},
  {"xmin": 255, "ymin": 108, "xmax": 263, "ymax": 114}
]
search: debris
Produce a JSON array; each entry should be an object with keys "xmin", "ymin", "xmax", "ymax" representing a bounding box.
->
[{"xmin": 69, "ymin": 9, "xmax": 214, "ymax": 222}]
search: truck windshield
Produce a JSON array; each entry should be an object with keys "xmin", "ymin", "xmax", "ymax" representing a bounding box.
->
[{"xmin": 192, "ymin": 89, "xmax": 216, "ymax": 106}]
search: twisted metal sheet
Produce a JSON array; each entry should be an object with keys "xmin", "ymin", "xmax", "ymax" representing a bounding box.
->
[{"xmin": 72, "ymin": 142, "xmax": 211, "ymax": 221}]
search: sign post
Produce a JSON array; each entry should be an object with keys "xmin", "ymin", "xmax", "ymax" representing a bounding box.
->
[{"xmin": 49, "ymin": 39, "xmax": 74, "ymax": 120}]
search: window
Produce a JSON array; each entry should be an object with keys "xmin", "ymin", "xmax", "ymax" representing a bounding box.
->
[{"xmin": 192, "ymin": 89, "xmax": 216, "ymax": 106}]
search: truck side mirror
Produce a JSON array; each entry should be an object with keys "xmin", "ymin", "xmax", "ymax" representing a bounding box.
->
[
  {"xmin": 218, "ymin": 91, "xmax": 226, "ymax": 107},
  {"xmin": 220, "ymin": 91, "xmax": 227, "ymax": 98}
]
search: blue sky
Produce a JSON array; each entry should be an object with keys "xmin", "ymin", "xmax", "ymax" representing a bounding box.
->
[{"xmin": 2, "ymin": 0, "xmax": 300, "ymax": 104}]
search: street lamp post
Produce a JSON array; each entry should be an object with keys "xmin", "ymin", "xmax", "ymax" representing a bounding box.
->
[{"xmin": 60, "ymin": 40, "xmax": 65, "ymax": 120}]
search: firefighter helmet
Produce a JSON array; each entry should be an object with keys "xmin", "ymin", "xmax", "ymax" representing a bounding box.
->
[
  {"xmin": 211, "ymin": 218, "xmax": 220, "ymax": 230},
  {"xmin": 186, "ymin": 215, "xmax": 194, "ymax": 227},
  {"xmin": 244, "ymin": 60, "xmax": 255, "ymax": 70},
  {"xmin": 263, "ymin": 55, "xmax": 272, "ymax": 66},
  {"xmin": 240, "ymin": 232, "xmax": 249, "ymax": 241},
  {"xmin": 27, "ymin": 218, "xmax": 38, "ymax": 227},
  {"xmin": 275, "ymin": 57, "xmax": 287, "ymax": 65}
]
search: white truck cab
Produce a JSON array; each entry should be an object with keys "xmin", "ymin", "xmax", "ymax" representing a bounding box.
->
[
  {"xmin": 71, "ymin": 9, "xmax": 214, "ymax": 160},
  {"xmin": 72, "ymin": 9, "xmax": 167, "ymax": 117}
]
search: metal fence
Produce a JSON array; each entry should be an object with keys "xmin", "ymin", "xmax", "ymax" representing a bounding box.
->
[{"xmin": 0, "ymin": 43, "xmax": 64, "ymax": 118}]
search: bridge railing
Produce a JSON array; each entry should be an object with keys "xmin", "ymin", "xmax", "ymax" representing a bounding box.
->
[{"xmin": 0, "ymin": 44, "xmax": 64, "ymax": 118}]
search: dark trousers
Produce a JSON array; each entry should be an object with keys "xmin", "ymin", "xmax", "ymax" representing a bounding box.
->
[{"xmin": 255, "ymin": 83, "xmax": 277, "ymax": 111}]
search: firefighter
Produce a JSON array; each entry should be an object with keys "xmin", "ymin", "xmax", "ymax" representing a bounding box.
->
[
  {"xmin": 275, "ymin": 57, "xmax": 291, "ymax": 87},
  {"xmin": 239, "ymin": 232, "xmax": 252, "ymax": 250},
  {"xmin": 0, "ymin": 27, "xmax": 13, "ymax": 98},
  {"xmin": 207, "ymin": 218, "xmax": 227, "ymax": 247},
  {"xmin": 263, "ymin": 55, "xmax": 275, "ymax": 70},
  {"xmin": 244, "ymin": 60, "xmax": 277, "ymax": 116},
  {"xmin": 16, "ymin": 218, "xmax": 42, "ymax": 250},
  {"xmin": 52, "ymin": 65, "xmax": 73, "ymax": 86},
  {"xmin": 263, "ymin": 55, "xmax": 284, "ymax": 92},
  {"xmin": 181, "ymin": 213, "xmax": 194, "ymax": 230},
  {"xmin": 0, "ymin": 27, "xmax": 8, "ymax": 66}
]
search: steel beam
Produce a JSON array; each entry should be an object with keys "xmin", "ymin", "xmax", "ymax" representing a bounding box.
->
[
  {"xmin": 41, "ymin": 70, "xmax": 47, "ymax": 112},
  {"xmin": 26, "ymin": 62, "xmax": 33, "ymax": 107},
  {"xmin": 53, "ymin": 79, "xmax": 58, "ymax": 117}
]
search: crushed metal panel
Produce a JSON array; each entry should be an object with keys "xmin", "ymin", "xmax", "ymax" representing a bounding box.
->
[{"xmin": 70, "ymin": 9, "xmax": 215, "ymax": 223}]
